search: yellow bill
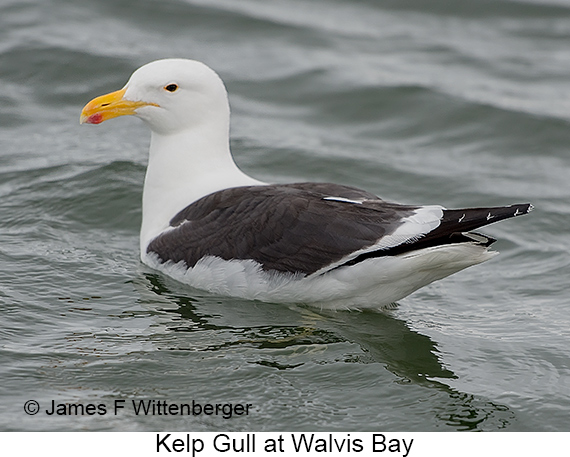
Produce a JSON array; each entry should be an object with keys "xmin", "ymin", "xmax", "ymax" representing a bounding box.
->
[{"xmin": 80, "ymin": 88, "xmax": 157, "ymax": 124}]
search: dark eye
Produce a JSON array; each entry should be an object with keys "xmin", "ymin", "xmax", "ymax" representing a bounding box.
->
[{"xmin": 164, "ymin": 84, "xmax": 179, "ymax": 92}]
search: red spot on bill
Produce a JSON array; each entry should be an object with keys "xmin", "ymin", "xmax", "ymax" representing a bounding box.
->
[{"xmin": 86, "ymin": 113, "xmax": 103, "ymax": 124}]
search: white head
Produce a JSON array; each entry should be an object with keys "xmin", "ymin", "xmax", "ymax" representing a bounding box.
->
[
  {"xmin": 80, "ymin": 59, "xmax": 261, "ymax": 250},
  {"xmin": 80, "ymin": 58, "xmax": 230, "ymax": 136}
]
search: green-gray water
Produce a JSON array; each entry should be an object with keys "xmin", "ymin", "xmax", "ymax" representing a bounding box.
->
[{"xmin": 1, "ymin": 0, "xmax": 569, "ymax": 432}]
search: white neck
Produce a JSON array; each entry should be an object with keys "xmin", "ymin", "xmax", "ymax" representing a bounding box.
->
[{"xmin": 140, "ymin": 123, "xmax": 263, "ymax": 253}]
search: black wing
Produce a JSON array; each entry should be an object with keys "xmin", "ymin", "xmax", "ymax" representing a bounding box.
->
[
  {"xmin": 147, "ymin": 183, "xmax": 418, "ymax": 275},
  {"xmin": 146, "ymin": 182, "xmax": 532, "ymax": 276}
]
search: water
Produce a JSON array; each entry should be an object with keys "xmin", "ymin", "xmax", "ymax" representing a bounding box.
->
[{"xmin": 1, "ymin": 0, "xmax": 569, "ymax": 432}]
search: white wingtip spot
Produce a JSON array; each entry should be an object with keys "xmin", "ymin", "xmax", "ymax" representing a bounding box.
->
[{"xmin": 514, "ymin": 204, "xmax": 533, "ymax": 216}]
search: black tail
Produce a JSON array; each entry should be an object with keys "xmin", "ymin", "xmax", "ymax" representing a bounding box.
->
[
  {"xmin": 440, "ymin": 203, "xmax": 533, "ymax": 234},
  {"xmin": 351, "ymin": 203, "xmax": 532, "ymax": 263},
  {"xmin": 386, "ymin": 203, "xmax": 533, "ymax": 255}
]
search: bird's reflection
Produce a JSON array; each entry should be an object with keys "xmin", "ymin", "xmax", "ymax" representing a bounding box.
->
[{"xmin": 137, "ymin": 272, "xmax": 514, "ymax": 431}]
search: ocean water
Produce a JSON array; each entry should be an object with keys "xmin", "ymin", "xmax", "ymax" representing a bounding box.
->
[{"xmin": 1, "ymin": 0, "xmax": 569, "ymax": 432}]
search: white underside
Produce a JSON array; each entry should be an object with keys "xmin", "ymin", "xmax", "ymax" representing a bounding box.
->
[{"xmin": 142, "ymin": 242, "xmax": 497, "ymax": 310}]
